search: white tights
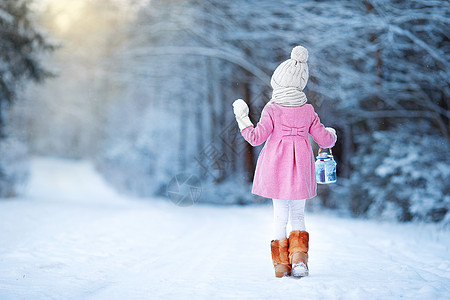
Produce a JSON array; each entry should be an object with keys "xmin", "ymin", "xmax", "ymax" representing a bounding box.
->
[{"xmin": 272, "ymin": 199, "xmax": 306, "ymax": 240}]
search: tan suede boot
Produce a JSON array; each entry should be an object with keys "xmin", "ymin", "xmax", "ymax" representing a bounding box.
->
[
  {"xmin": 288, "ymin": 230, "xmax": 309, "ymax": 277},
  {"xmin": 270, "ymin": 238, "xmax": 291, "ymax": 278}
]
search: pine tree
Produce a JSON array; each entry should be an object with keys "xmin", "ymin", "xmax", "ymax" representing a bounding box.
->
[
  {"xmin": 0, "ymin": 0, "xmax": 53, "ymax": 197},
  {"xmin": 0, "ymin": 0, "xmax": 53, "ymax": 137}
]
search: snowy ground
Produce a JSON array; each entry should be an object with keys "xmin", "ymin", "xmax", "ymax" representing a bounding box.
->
[{"xmin": 0, "ymin": 158, "xmax": 449, "ymax": 300}]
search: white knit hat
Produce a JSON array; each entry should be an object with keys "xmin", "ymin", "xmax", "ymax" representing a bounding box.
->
[{"xmin": 270, "ymin": 46, "xmax": 309, "ymax": 91}]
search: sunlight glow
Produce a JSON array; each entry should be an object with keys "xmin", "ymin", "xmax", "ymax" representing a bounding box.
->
[{"xmin": 39, "ymin": 0, "xmax": 85, "ymax": 34}]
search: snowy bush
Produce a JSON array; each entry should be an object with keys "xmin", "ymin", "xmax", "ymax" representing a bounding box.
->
[
  {"xmin": 346, "ymin": 123, "xmax": 449, "ymax": 223},
  {"xmin": 0, "ymin": 137, "xmax": 29, "ymax": 198},
  {"xmin": 96, "ymin": 103, "xmax": 175, "ymax": 198}
]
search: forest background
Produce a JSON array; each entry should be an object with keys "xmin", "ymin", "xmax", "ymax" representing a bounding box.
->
[{"xmin": 1, "ymin": 0, "xmax": 449, "ymax": 224}]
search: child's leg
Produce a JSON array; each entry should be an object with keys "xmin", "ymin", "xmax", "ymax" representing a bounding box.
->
[
  {"xmin": 271, "ymin": 199, "xmax": 291, "ymax": 277},
  {"xmin": 289, "ymin": 199, "xmax": 306, "ymax": 231},
  {"xmin": 287, "ymin": 199, "xmax": 309, "ymax": 277},
  {"xmin": 272, "ymin": 199, "xmax": 290, "ymax": 240}
]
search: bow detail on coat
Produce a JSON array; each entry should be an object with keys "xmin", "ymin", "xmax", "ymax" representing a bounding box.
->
[{"xmin": 281, "ymin": 125, "xmax": 308, "ymax": 138}]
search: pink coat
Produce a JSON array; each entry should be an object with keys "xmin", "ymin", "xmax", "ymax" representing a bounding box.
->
[{"xmin": 241, "ymin": 103, "xmax": 336, "ymax": 200}]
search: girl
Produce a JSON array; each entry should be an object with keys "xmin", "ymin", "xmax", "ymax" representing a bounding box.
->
[{"xmin": 232, "ymin": 46, "xmax": 337, "ymax": 278}]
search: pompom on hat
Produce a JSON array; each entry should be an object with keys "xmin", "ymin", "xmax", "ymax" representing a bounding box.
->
[
  {"xmin": 290, "ymin": 45, "xmax": 308, "ymax": 63},
  {"xmin": 270, "ymin": 46, "xmax": 309, "ymax": 91}
]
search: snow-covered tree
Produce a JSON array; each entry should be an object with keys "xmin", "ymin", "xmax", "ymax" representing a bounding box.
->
[
  {"xmin": 0, "ymin": 0, "xmax": 53, "ymax": 197},
  {"xmin": 342, "ymin": 121, "xmax": 450, "ymax": 223},
  {"xmin": 0, "ymin": 0, "xmax": 53, "ymax": 135}
]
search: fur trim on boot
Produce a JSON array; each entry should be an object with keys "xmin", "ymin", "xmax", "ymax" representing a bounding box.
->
[
  {"xmin": 270, "ymin": 238, "xmax": 291, "ymax": 278},
  {"xmin": 288, "ymin": 230, "xmax": 309, "ymax": 277}
]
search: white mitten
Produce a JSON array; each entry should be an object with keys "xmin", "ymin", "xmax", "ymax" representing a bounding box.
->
[
  {"xmin": 325, "ymin": 127, "xmax": 337, "ymax": 142},
  {"xmin": 232, "ymin": 99, "xmax": 253, "ymax": 130}
]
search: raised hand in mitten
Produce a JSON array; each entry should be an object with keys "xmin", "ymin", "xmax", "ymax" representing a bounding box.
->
[{"xmin": 232, "ymin": 99, "xmax": 253, "ymax": 130}]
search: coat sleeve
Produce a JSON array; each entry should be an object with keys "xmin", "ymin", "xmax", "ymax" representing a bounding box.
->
[
  {"xmin": 241, "ymin": 106, "xmax": 274, "ymax": 146},
  {"xmin": 309, "ymin": 109, "xmax": 336, "ymax": 149}
]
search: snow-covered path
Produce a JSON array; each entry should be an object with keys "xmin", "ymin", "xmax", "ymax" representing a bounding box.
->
[{"xmin": 0, "ymin": 158, "xmax": 449, "ymax": 300}]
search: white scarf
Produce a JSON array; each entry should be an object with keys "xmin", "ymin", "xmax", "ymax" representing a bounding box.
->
[{"xmin": 268, "ymin": 87, "xmax": 307, "ymax": 107}]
